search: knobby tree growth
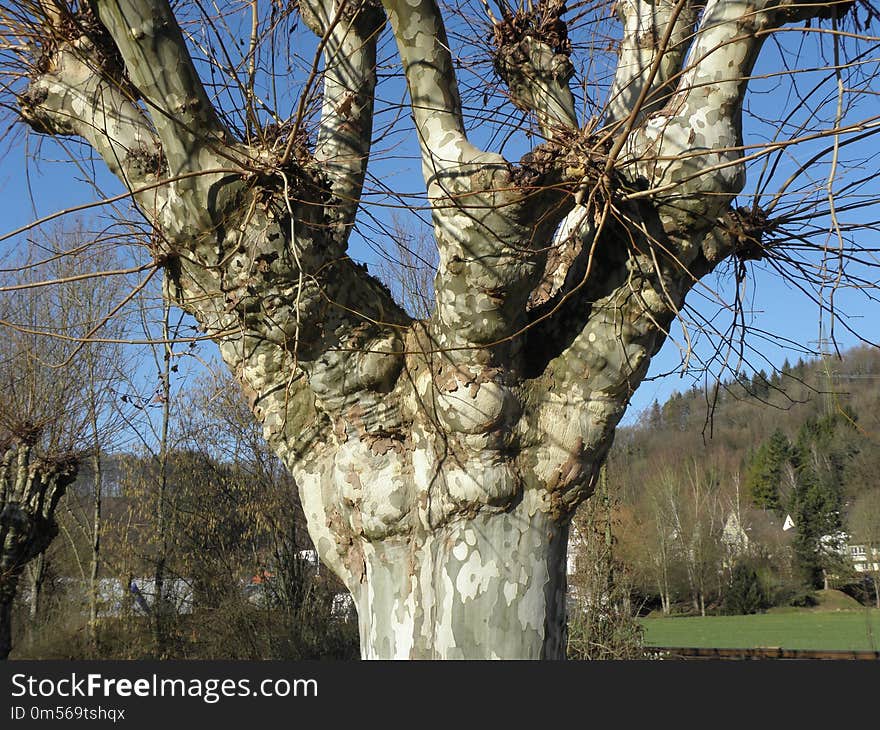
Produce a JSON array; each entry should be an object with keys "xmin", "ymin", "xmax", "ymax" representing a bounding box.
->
[
  {"xmin": 2, "ymin": 0, "xmax": 879, "ymax": 657},
  {"xmin": 0, "ymin": 436, "xmax": 77, "ymax": 660}
]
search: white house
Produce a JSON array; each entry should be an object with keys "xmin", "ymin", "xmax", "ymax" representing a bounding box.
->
[{"xmin": 848, "ymin": 544, "xmax": 880, "ymax": 574}]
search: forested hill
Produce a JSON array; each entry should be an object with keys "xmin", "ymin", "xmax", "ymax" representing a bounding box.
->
[
  {"xmin": 594, "ymin": 345, "xmax": 880, "ymax": 610},
  {"xmin": 609, "ymin": 345, "xmax": 880, "ymax": 506}
]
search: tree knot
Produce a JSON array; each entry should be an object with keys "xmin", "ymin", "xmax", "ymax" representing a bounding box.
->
[
  {"xmin": 491, "ymin": 1, "xmax": 572, "ymax": 59},
  {"xmin": 731, "ymin": 206, "xmax": 774, "ymax": 262}
]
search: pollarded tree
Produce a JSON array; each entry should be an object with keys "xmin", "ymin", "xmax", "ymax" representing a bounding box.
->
[
  {"xmin": 0, "ymin": 229, "xmax": 139, "ymax": 658},
  {"xmin": 0, "ymin": 433, "xmax": 78, "ymax": 660},
  {"xmin": 3, "ymin": 0, "xmax": 879, "ymax": 658}
]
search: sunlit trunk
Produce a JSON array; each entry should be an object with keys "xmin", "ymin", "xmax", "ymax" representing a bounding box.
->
[{"xmin": 350, "ymin": 496, "xmax": 569, "ymax": 659}]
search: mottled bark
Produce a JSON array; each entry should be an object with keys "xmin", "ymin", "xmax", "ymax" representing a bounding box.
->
[
  {"xmin": 355, "ymin": 495, "xmax": 568, "ymax": 659},
  {"xmin": 12, "ymin": 0, "xmax": 850, "ymax": 658},
  {"xmin": 0, "ymin": 438, "xmax": 78, "ymax": 659},
  {"xmin": 605, "ymin": 0, "xmax": 700, "ymax": 128}
]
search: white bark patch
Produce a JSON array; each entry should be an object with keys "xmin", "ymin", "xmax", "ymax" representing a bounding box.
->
[
  {"xmin": 434, "ymin": 560, "xmax": 458, "ymax": 656},
  {"xmin": 452, "ymin": 541, "xmax": 468, "ymax": 561},
  {"xmin": 503, "ymin": 581, "xmax": 518, "ymax": 606},
  {"xmin": 455, "ymin": 548, "xmax": 501, "ymax": 601}
]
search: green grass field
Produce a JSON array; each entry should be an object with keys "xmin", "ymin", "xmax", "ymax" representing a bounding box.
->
[{"xmin": 640, "ymin": 611, "xmax": 880, "ymax": 651}]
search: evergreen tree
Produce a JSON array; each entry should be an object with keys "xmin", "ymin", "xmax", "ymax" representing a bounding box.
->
[
  {"xmin": 788, "ymin": 414, "xmax": 855, "ymax": 588},
  {"xmin": 745, "ymin": 429, "xmax": 790, "ymax": 511},
  {"xmin": 723, "ymin": 561, "xmax": 769, "ymax": 615},
  {"xmin": 749, "ymin": 370, "xmax": 770, "ymax": 398},
  {"xmin": 647, "ymin": 400, "xmax": 663, "ymax": 431},
  {"xmin": 662, "ymin": 392, "xmax": 691, "ymax": 432}
]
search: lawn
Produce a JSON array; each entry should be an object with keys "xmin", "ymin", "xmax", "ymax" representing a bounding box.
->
[{"xmin": 640, "ymin": 611, "xmax": 880, "ymax": 651}]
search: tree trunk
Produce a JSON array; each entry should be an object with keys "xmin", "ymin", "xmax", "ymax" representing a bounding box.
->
[
  {"xmin": 152, "ymin": 305, "xmax": 173, "ymax": 658},
  {"xmin": 353, "ymin": 497, "xmax": 568, "ymax": 659},
  {"xmin": 26, "ymin": 554, "xmax": 45, "ymax": 649},
  {"xmin": 1, "ymin": 441, "xmax": 77, "ymax": 660},
  {"xmin": 0, "ymin": 579, "xmax": 17, "ymax": 660},
  {"xmin": 88, "ymin": 452, "xmax": 102, "ymax": 653},
  {"xmin": 14, "ymin": 0, "xmax": 853, "ymax": 660}
]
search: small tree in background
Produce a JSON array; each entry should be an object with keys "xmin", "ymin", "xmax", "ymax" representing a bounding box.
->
[
  {"xmin": 722, "ymin": 560, "xmax": 769, "ymax": 615},
  {"xmin": 567, "ymin": 469, "xmax": 644, "ymax": 660},
  {"xmin": 745, "ymin": 429, "xmax": 791, "ymax": 512}
]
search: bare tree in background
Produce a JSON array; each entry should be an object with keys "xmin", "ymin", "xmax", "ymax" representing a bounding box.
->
[
  {"xmin": 0, "ymin": 226, "xmax": 137, "ymax": 658},
  {"xmin": 1, "ymin": 0, "xmax": 880, "ymax": 658},
  {"xmin": 849, "ymin": 489, "xmax": 880, "ymax": 608},
  {"xmin": 0, "ymin": 434, "xmax": 77, "ymax": 660},
  {"xmin": 0, "ymin": 253, "xmax": 84, "ymax": 660}
]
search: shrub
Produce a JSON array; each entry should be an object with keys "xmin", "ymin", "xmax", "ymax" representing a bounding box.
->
[{"xmin": 723, "ymin": 562, "xmax": 769, "ymax": 615}]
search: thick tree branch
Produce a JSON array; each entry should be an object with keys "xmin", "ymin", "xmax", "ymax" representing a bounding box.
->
[
  {"xmin": 623, "ymin": 0, "xmax": 854, "ymax": 232},
  {"xmin": 380, "ymin": 0, "xmax": 538, "ymax": 362},
  {"xmin": 381, "ymin": 0, "xmax": 484, "ymax": 175},
  {"xmin": 18, "ymin": 9, "xmax": 163, "ymax": 187},
  {"xmin": 93, "ymin": 0, "xmax": 231, "ymax": 175},
  {"xmin": 21, "ymin": 50, "xmax": 162, "ymax": 185},
  {"xmin": 521, "ymin": 226, "xmax": 690, "ymax": 514},
  {"xmin": 605, "ymin": 0, "xmax": 699, "ymax": 128},
  {"xmin": 301, "ymin": 0, "xmax": 384, "ymax": 247},
  {"xmin": 491, "ymin": 0, "xmax": 579, "ymax": 138}
]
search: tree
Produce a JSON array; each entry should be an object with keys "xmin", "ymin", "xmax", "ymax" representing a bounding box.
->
[
  {"xmin": 2, "ymin": 0, "xmax": 879, "ymax": 658},
  {"xmin": 0, "ymin": 227, "xmax": 142, "ymax": 658},
  {"xmin": 789, "ymin": 415, "xmax": 855, "ymax": 589},
  {"xmin": 849, "ymin": 489, "xmax": 880, "ymax": 609},
  {"xmin": 722, "ymin": 560, "xmax": 769, "ymax": 615},
  {"xmin": 745, "ymin": 429, "xmax": 791, "ymax": 511},
  {"xmin": 567, "ymin": 467, "xmax": 643, "ymax": 659},
  {"xmin": 0, "ymin": 436, "xmax": 78, "ymax": 659}
]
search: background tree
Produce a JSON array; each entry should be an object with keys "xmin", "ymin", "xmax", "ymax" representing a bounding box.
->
[
  {"xmin": 745, "ymin": 429, "xmax": 791, "ymax": 512},
  {"xmin": 722, "ymin": 560, "xmax": 770, "ymax": 615},
  {"xmin": 169, "ymin": 365, "xmax": 358, "ymax": 658},
  {"xmin": 1, "ymin": 0, "xmax": 879, "ymax": 658},
  {"xmin": 849, "ymin": 489, "xmax": 880, "ymax": 609},
  {"xmin": 567, "ymin": 467, "xmax": 644, "ymax": 659},
  {"xmin": 0, "ymin": 235, "xmax": 102, "ymax": 659},
  {"xmin": 789, "ymin": 413, "xmax": 856, "ymax": 589}
]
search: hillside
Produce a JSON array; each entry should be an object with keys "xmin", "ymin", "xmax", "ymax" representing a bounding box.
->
[{"xmin": 579, "ymin": 345, "xmax": 880, "ymax": 614}]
